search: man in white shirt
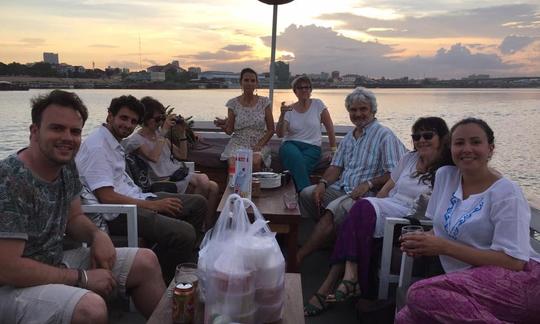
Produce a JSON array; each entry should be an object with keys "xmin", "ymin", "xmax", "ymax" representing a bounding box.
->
[{"xmin": 76, "ymin": 95, "xmax": 207, "ymax": 282}]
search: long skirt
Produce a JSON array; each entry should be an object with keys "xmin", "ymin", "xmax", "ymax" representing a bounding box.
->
[
  {"xmin": 396, "ymin": 260, "xmax": 540, "ymax": 323},
  {"xmin": 330, "ymin": 199, "xmax": 377, "ymax": 294}
]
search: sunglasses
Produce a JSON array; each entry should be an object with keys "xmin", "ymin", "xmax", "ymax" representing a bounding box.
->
[
  {"xmin": 296, "ymin": 86, "xmax": 311, "ymax": 90},
  {"xmin": 411, "ymin": 131, "xmax": 435, "ymax": 141}
]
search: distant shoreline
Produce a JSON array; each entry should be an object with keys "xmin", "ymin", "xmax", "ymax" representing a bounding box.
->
[{"xmin": 1, "ymin": 75, "xmax": 539, "ymax": 90}]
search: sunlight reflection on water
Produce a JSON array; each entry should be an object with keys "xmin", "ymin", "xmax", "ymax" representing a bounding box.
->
[{"xmin": 1, "ymin": 88, "xmax": 539, "ymax": 197}]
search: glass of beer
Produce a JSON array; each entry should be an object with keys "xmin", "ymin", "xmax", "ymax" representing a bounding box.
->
[
  {"xmin": 401, "ymin": 225, "xmax": 424, "ymax": 237},
  {"xmin": 175, "ymin": 263, "xmax": 199, "ymax": 288}
]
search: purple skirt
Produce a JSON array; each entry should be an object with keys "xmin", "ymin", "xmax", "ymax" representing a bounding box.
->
[
  {"xmin": 396, "ymin": 260, "xmax": 540, "ymax": 323},
  {"xmin": 330, "ymin": 199, "xmax": 377, "ymax": 294}
]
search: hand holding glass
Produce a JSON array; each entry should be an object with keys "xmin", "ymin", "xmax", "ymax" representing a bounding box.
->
[
  {"xmin": 401, "ymin": 225, "xmax": 424, "ymax": 257},
  {"xmin": 401, "ymin": 225, "xmax": 424, "ymax": 236}
]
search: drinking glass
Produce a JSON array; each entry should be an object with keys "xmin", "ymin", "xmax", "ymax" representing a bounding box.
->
[
  {"xmin": 168, "ymin": 263, "xmax": 199, "ymax": 297},
  {"xmin": 175, "ymin": 262, "xmax": 199, "ymax": 287},
  {"xmin": 283, "ymin": 192, "xmax": 298, "ymax": 210},
  {"xmin": 401, "ymin": 225, "xmax": 424, "ymax": 236}
]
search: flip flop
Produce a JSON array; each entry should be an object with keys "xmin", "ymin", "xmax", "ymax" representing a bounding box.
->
[{"xmin": 304, "ymin": 292, "xmax": 331, "ymax": 317}]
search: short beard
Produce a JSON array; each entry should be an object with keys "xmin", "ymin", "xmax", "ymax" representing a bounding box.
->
[{"xmin": 38, "ymin": 143, "xmax": 74, "ymax": 166}]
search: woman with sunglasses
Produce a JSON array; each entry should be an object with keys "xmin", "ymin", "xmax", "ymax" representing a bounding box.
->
[
  {"xmin": 304, "ymin": 117, "xmax": 453, "ymax": 316},
  {"xmin": 276, "ymin": 75, "xmax": 337, "ymax": 192},
  {"xmin": 123, "ymin": 96, "xmax": 220, "ymax": 228},
  {"xmin": 396, "ymin": 118, "xmax": 540, "ymax": 323},
  {"xmin": 214, "ymin": 67, "xmax": 275, "ymax": 172}
]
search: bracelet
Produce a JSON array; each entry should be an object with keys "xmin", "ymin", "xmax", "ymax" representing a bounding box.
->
[
  {"xmin": 330, "ymin": 146, "xmax": 337, "ymax": 153},
  {"xmin": 319, "ymin": 178, "xmax": 328, "ymax": 188},
  {"xmin": 76, "ymin": 269, "xmax": 88, "ymax": 289},
  {"xmin": 81, "ymin": 269, "xmax": 88, "ymax": 289},
  {"xmin": 178, "ymin": 137, "xmax": 188, "ymax": 141}
]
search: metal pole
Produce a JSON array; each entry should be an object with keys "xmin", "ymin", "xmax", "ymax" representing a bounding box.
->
[{"xmin": 268, "ymin": 4, "xmax": 278, "ymax": 104}]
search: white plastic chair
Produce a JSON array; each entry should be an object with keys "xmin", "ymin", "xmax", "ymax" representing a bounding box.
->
[
  {"xmin": 81, "ymin": 204, "xmax": 138, "ymax": 311},
  {"xmin": 81, "ymin": 204, "xmax": 138, "ymax": 247},
  {"xmin": 377, "ymin": 217, "xmax": 433, "ymax": 300}
]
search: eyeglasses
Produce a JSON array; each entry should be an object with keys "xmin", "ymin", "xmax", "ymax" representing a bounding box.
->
[
  {"xmin": 411, "ymin": 131, "xmax": 435, "ymax": 141},
  {"xmin": 296, "ymin": 86, "xmax": 311, "ymax": 90}
]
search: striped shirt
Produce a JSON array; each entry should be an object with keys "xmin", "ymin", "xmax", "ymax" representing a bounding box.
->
[{"xmin": 331, "ymin": 119, "xmax": 406, "ymax": 194}]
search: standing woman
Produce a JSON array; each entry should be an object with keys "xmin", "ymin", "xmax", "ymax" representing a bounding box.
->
[
  {"xmin": 277, "ymin": 75, "xmax": 337, "ymax": 192},
  {"xmin": 397, "ymin": 118, "xmax": 540, "ymax": 323},
  {"xmin": 214, "ymin": 68, "xmax": 275, "ymax": 172}
]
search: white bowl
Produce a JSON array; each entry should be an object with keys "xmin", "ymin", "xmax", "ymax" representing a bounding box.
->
[{"xmin": 252, "ymin": 172, "xmax": 281, "ymax": 189}]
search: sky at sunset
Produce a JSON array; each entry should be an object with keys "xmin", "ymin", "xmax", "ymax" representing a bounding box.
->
[{"xmin": 1, "ymin": 0, "xmax": 539, "ymax": 78}]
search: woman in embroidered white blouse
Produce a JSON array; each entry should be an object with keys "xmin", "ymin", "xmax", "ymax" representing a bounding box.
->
[{"xmin": 397, "ymin": 118, "xmax": 540, "ymax": 323}]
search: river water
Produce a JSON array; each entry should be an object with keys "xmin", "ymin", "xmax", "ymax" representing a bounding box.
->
[{"xmin": 1, "ymin": 88, "xmax": 539, "ymax": 197}]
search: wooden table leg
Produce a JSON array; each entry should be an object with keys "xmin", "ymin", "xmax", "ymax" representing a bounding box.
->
[{"xmin": 286, "ymin": 222, "xmax": 299, "ymax": 273}]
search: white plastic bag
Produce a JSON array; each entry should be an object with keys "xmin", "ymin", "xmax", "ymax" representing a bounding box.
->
[{"xmin": 198, "ymin": 194, "xmax": 285, "ymax": 323}]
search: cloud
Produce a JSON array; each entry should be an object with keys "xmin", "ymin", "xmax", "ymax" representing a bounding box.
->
[
  {"xmin": 182, "ymin": 50, "xmax": 244, "ymax": 61},
  {"xmin": 181, "ymin": 44, "xmax": 254, "ymax": 62},
  {"xmin": 261, "ymin": 24, "xmax": 395, "ymax": 69},
  {"xmin": 319, "ymin": 4, "xmax": 540, "ymax": 38},
  {"xmin": 466, "ymin": 43, "xmax": 497, "ymax": 51},
  {"xmin": 499, "ymin": 35, "xmax": 537, "ymax": 54},
  {"xmin": 221, "ymin": 44, "xmax": 252, "ymax": 52},
  {"xmin": 206, "ymin": 59, "xmax": 269, "ymax": 73},
  {"xmin": 279, "ymin": 54, "xmax": 295, "ymax": 61},
  {"xmin": 106, "ymin": 60, "xmax": 140, "ymax": 69},
  {"xmin": 143, "ymin": 59, "xmax": 159, "ymax": 66},
  {"xmin": 89, "ymin": 44, "xmax": 118, "ymax": 48},
  {"xmin": 20, "ymin": 38, "xmax": 46, "ymax": 45},
  {"xmin": 257, "ymin": 24, "xmax": 524, "ymax": 78},
  {"xmin": 414, "ymin": 43, "xmax": 514, "ymax": 70},
  {"xmin": 11, "ymin": 0, "xmax": 160, "ymax": 20}
]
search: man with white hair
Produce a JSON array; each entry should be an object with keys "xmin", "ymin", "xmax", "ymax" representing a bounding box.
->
[{"xmin": 297, "ymin": 87, "xmax": 406, "ymax": 265}]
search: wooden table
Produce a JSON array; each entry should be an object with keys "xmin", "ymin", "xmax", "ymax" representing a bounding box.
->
[
  {"xmin": 147, "ymin": 273, "xmax": 304, "ymax": 324},
  {"xmin": 217, "ymin": 182, "xmax": 301, "ymax": 273}
]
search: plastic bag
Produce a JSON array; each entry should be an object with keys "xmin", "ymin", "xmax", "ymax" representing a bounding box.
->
[{"xmin": 198, "ymin": 194, "xmax": 285, "ymax": 323}]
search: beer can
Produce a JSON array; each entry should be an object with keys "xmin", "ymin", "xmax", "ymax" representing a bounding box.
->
[{"xmin": 172, "ymin": 282, "xmax": 194, "ymax": 324}]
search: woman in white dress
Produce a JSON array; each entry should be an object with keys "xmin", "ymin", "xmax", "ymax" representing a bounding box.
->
[{"xmin": 214, "ymin": 67, "xmax": 275, "ymax": 172}]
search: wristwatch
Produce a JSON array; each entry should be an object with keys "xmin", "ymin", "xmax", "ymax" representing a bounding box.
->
[{"xmin": 319, "ymin": 178, "xmax": 328, "ymax": 188}]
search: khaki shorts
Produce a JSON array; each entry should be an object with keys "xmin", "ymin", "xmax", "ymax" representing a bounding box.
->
[
  {"xmin": 325, "ymin": 194, "xmax": 356, "ymax": 225},
  {"xmin": 0, "ymin": 247, "xmax": 137, "ymax": 324}
]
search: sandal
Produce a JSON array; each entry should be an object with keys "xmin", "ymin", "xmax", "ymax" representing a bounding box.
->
[
  {"xmin": 304, "ymin": 292, "xmax": 330, "ymax": 317},
  {"xmin": 327, "ymin": 279, "xmax": 361, "ymax": 302}
]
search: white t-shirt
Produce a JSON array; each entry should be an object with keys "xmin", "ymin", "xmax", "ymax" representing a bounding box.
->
[
  {"xmin": 366, "ymin": 151, "xmax": 432, "ymax": 237},
  {"xmin": 283, "ymin": 98, "xmax": 327, "ymax": 146},
  {"xmin": 76, "ymin": 125, "xmax": 155, "ymax": 214},
  {"xmin": 427, "ymin": 166, "xmax": 540, "ymax": 273}
]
